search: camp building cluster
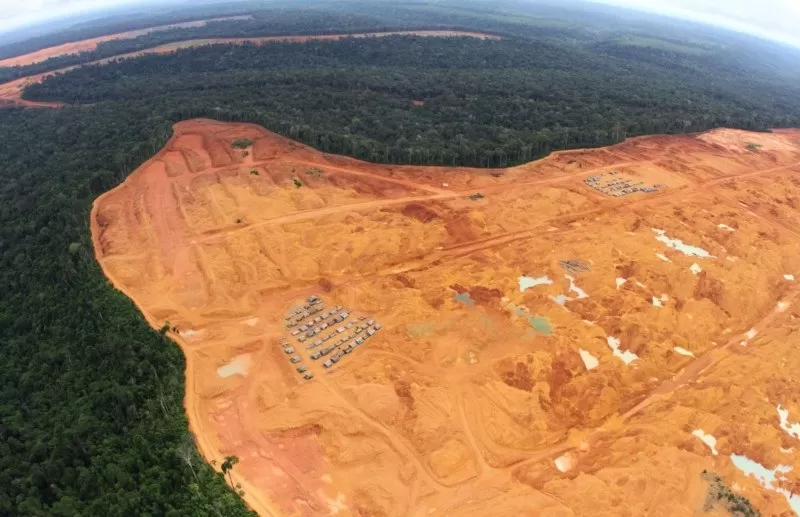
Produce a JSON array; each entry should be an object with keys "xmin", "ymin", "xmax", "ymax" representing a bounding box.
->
[
  {"xmin": 583, "ymin": 171, "xmax": 662, "ymax": 197},
  {"xmin": 279, "ymin": 295, "xmax": 382, "ymax": 377}
]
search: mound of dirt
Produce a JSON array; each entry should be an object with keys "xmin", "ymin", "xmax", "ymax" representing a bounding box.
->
[{"xmin": 402, "ymin": 202, "xmax": 440, "ymax": 223}]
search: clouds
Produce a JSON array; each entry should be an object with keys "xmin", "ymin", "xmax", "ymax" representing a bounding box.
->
[
  {"xmin": 591, "ymin": 0, "xmax": 800, "ymax": 47},
  {"xmin": 0, "ymin": 0, "xmax": 140, "ymax": 32}
]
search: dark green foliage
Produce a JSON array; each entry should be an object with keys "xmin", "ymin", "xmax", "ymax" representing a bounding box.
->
[
  {"xmin": 231, "ymin": 138, "xmax": 253, "ymax": 149},
  {"xmin": 0, "ymin": 7, "xmax": 420, "ymax": 83},
  {"xmin": 221, "ymin": 455, "xmax": 240, "ymax": 487},
  {"xmin": 249, "ymin": 169, "xmax": 259, "ymax": 175},
  {"xmin": 0, "ymin": 104, "xmax": 255, "ymax": 516},
  {"xmin": 469, "ymin": 193, "xmax": 485, "ymax": 200},
  {"xmin": 702, "ymin": 471, "xmax": 760, "ymax": 516},
  {"xmin": 23, "ymin": 35, "xmax": 800, "ymax": 167},
  {"xmin": 294, "ymin": 178, "xmax": 303, "ymax": 188}
]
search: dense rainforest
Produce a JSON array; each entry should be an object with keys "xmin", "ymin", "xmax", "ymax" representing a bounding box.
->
[
  {"xmin": 0, "ymin": 105, "xmax": 255, "ymax": 515},
  {"xmin": 3, "ymin": 1, "xmax": 800, "ymax": 515},
  {"xmin": 23, "ymin": 35, "xmax": 800, "ymax": 167}
]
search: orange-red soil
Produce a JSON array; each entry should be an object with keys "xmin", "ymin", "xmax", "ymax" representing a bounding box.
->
[
  {"xmin": 0, "ymin": 30, "xmax": 499, "ymax": 108},
  {"xmin": 0, "ymin": 16, "xmax": 253, "ymax": 67},
  {"xmin": 92, "ymin": 119, "xmax": 800, "ymax": 516}
]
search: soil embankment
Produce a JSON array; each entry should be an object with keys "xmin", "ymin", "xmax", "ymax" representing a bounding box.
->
[{"xmin": 0, "ymin": 16, "xmax": 254, "ymax": 67}]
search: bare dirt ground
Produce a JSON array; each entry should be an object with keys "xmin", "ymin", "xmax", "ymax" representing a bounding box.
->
[
  {"xmin": 0, "ymin": 16, "xmax": 254, "ymax": 67},
  {"xmin": 0, "ymin": 30, "xmax": 499, "ymax": 108},
  {"xmin": 92, "ymin": 119, "xmax": 800, "ymax": 516}
]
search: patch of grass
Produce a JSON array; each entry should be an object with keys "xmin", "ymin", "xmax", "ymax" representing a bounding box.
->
[
  {"xmin": 746, "ymin": 142, "xmax": 763, "ymax": 151},
  {"xmin": 615, "ymin": 36, "xmax": 712, "ymax": 55},
  {"xmin": 702, "ymin": 471, "xmax": 760, "ymax": 517},
  {"xmin": 469, "ymin": 192, "xmax": 485, "ymax": 200},
  {"xmin": 415, "ymin": 5, "xmax": 574, "ymax": 29},
  {"xmin": 293, "ymin": 178, "xmax": 302, "ymax": 188},
  {"xmin": 231, "ymin": 138, "xmax": 253, "ymax": 149},
  {"xmin": 249, "ymin": 169, "xmax": 259, "ymax": 175},
  {"xmin": 305, "ymin": 167, "xmax": 324, "ymax": 177}
]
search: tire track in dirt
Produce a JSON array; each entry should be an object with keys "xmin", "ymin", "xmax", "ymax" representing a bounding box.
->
[
  {"xmin": 312, "ymin": 372, "xmax": 453, "ymax": 490},
  {"xmin": 196, "ymin": 158, "xmax": 800, "ymax": 249}
]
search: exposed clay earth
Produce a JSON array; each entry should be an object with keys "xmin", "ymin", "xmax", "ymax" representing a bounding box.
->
[
  {"xmin": 92, "ymin": 119, "xmax": 800, "ymax": 516},
  {"xmin": 0, "ymin": 30, "xmax": 499, "ymax": 107},
  {"xmin": 0, "ymin": 16, "xmax": 254, "ymax": 67}
]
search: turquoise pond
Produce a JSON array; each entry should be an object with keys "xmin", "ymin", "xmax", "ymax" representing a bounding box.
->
[
  {"xmin": 454, "ymin": 292, "xmax": 474, "ymax": 306},
  {"xmin": 512, "ymin": 306, "xmax": 553, "ymax": 334}
]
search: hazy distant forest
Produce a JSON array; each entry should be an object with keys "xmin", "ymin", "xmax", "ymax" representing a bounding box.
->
[{"xmin": 2, "ymin": 0, "xmax": 800, "ymax": 514}]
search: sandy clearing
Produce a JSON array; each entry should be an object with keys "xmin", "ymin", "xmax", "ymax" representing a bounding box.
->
[
  {"xmin": 91, "ymin": 119, "xmax": 800, "ymax": 516},
  {"xmin": 0, "ymin": 16, "xmax": 253, "ymax": 67}
]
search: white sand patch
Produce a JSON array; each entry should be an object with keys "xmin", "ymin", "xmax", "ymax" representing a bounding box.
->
[
  {"xmin": 607, "ymin": 336, "xmax": 638, "ymax": 365},
  {"xmin": 217, "ymin": 354, "xmax": 251, "ymax": 378},
  {"xmin": 519, "ymin": 275, "xmax": 552, "ymax": 292},
  {"xmin": 442, "ymin": 182, "xmax": 449, "ymax": 187},
  {"xmin": 501, "ymin": 297, "xmax": 509, "ymax": 302},
  {"xmin": 656, "ymin": 252, "xmax": 671, "ymax": 262},
  {"xmin": 652, "ymin": 296, "xmax": 662, "ymax": 307},
  {"xmin": 323, "ymin": 492, "xmax": 347, "ymax": 515},
  {"xmin": 726, "ymin": 256, "xmax": 739, "ymax": 262},
  {"xmin": 652, "ymin": 228, "xmax": 715, "ymax": 258},
  {"xmin": 579, "ymin": 349, "xmax": 599, "ymax": 371},
  {"xmin": 660, "ymin": 294, "xmax": 669, "ymax": 302},
  {"xmin": 718, "ymin": 223, "xmax": 736, "ymax": 232},
  {"xmin": 616, "ymin": 277, "xmax": 627, "ymax": 289},
  {"xmin": 778, "ymin": 405, "xmax": 800, "ymax": 440},
  {"xmin": 692, "ymin": 429, "xmax": 719, "ymax": 455},
  {"xmin": 690, "ymin": 263, "xmax": 702, "ymax": 275},
  {"xmin": 745, "ymin": 328, "xmax": 757, "ymax": 340},
  {"xmin": 566, "ymin": 275, "xmax": 589, "ymax": 299},
  {"xmin": 778, "ymin": 301, "xmax": 789, "ymax": 312},
  {"xmin": 245, "ymin": 317, "xmax": 259, "ymax": 327},
  {"xmin": 554, "ymin": 453, "xmax": 575, "ymax": 472},
  {"xmin": 781, "ymin": 447, "xmax": 795, "ymax": 454},
  {"xmin": 635, "ymin": 281, "xmax": 647, "ymax": 288},
  {"xmin": 785, "ymin": 274, "xmax": 795, "ymax": 281},
  {"xmin": 673, "ymin": 347, "xmax": 695, "ymax": 357},
  {"xmin": 730, "ymin": 454, "xmax": 800, "ymax": 515},
  {"xmin": 181, "ymin": 329, "xmax": 205, "ymax": 341}
]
